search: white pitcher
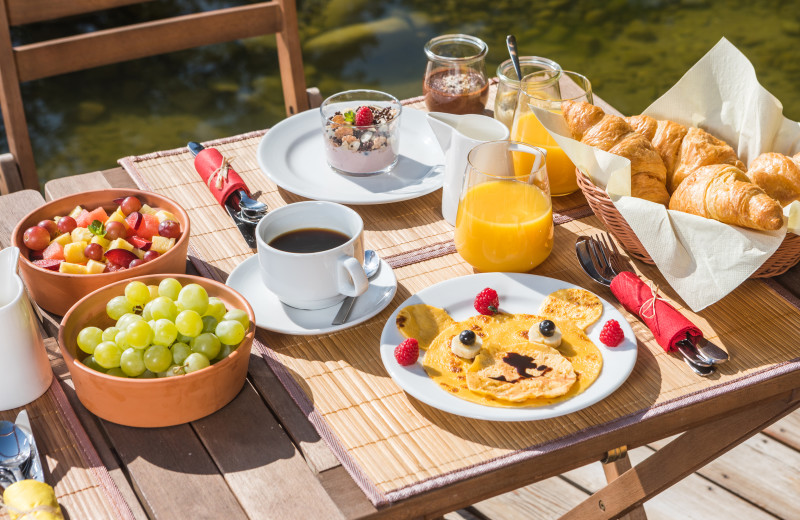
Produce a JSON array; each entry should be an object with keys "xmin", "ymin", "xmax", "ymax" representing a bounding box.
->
[
  {"xmin": 427, "ymin": 112, "xmax": 510, "ymax": 225},
  {"xmin": 0, "ymin": 247, "xmax": 52, "ymax": 411}
]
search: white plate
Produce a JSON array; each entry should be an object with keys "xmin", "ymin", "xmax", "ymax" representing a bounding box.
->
[
  {"xmin": 227, "ymin": 255, "xmax": 397, "ymax": 335},
  {"xmin": 257, "ymin": 107, "xmax": 444, "ymax": 204},
  {"xmin": 380, "ymin": 273, "xmax": 637, "ymax": 421}
]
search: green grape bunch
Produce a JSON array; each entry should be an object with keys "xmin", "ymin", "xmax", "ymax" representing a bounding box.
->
[{"xmin": 80, "ymin": 278, "xmax": 250, "ymax": 379}]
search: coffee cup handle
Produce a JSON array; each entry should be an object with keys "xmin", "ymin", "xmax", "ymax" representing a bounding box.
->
[{"xmin": 337, "ymin": 256, "xmax": 369, "ymax": 297}]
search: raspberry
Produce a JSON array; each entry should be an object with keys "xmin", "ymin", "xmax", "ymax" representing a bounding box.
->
[
  {"xmin": 599, "ymin": 319, "xmax": 624, "ymax": 347},
  {"xmin": 355, "ymin": 106, "xmax": 374, "ymax": 126},
  {"xmin": 394, "ymin": 338, "xmax": 419, "ymax": 366},
  {"xmin": 474, "ymin": 288, "xmax": 499, "ymax": 315}
]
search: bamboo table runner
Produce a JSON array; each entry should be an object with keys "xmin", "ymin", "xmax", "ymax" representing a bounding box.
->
[
  {"xmin": 0, "ymin": 341, "xmax": 134, "ymax": 519},
  {"xmin": 118, "ymin": 88, "xmax": 800, "ymax": 507}
]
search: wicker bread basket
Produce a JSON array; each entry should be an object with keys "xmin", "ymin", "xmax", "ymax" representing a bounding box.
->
[{"xmin": 576, "ymin": 169, "xmax": 800, "ymax": 278}]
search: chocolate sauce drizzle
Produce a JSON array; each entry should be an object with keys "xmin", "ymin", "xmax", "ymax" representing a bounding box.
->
[{"xmin": 489, "ymin": 352, "xmax": 551, "ymax": 382}]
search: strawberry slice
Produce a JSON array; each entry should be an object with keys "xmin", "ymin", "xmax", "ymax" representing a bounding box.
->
[
  {"xmin": 33, "ymin": 259, "xmax": 62, "ymax": 271},
  {"xmin": 104, "ymin": 248, "xmax": 138, "ymax": 267},
  {"xmin": 127, "ymin": 236, "xmax": 152, "ymax": 251},
  {"xmin": 125, "ymin": 211, "xmax": 143, "ymax": 231}
]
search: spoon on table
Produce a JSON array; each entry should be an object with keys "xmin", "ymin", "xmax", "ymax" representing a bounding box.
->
[
  {"xmin": 0, "ymin": 420, "xmax": 32, "ymax": 483},
  {"xmin": 506, "ymin": 35, "xmax": 523, "ymax": 81},
  {"xmin": 332, "ymin": 250, "xmax": 380, "ymax": 326}
]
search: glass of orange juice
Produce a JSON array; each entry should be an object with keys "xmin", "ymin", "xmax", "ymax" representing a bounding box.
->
[
  {"xmin": 511, "ymin": 71, "xmax": 592, "ymax": 197},
  {"xmin": 454, "ymin": 140, "xmax": 552, "ymax": 272}
]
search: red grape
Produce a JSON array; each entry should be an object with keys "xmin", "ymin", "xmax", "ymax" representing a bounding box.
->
[
  {"xmin": 105, "ymin": 221, "xmax": 126, "ymax": 240},
  {"xmin": 58, "ymin": 216, "xmax": 77, "ymax": 234},
  {"xmin": 143, "ymin": 250, "xmax": 160, "ymax": 262},
  {"xmin": 37, "ymin": 220, "xmax": 58, "ymax": 238},
  {"xmin": 158, "ymin": 220, "xmax": 181, "ymax": 239},
  {"xmin": 23, "ymin": 226, "xmax": 51, "ymax": 251},
  {"xmin": 129, "ymin": 258, "xmax": 146, "ymax": 268},
  {"xmin": 120, "ymin": 196, "xmax": 142, "ymax": 215},
  {"xmin": 84, "ymin": 243, "xmax": 103, "ymax": 261}
]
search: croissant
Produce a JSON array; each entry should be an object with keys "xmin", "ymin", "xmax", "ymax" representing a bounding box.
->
[
  {"xmin": 669, "ymin": 164, "xmax": 784, "ymax": 231},
  {"xmin": 626, "ymin": 115, "xmax": 745, "ymax": 193},
  {"xmin": 747, "ymin": 152, "xmax": 800, "ymax": 206},
  {"xmin": 562, "ymin": 101, "xmax": 670, "ymax": 205}
]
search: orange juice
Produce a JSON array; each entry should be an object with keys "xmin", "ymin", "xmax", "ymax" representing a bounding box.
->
[
  {"xmin": 512, "ymin": 112, "xmax": 578, "ymax": 196},
  {"xmin": 454, "ymin": 180, "xmax": 553, "ymax": 272}
]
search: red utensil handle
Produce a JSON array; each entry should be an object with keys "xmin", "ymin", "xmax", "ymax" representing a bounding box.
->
[
  {"xmin": 610, "ymin": 271, "xmax": 702, "ymax": 352},
  {"xmin": 194, "ymin": 148, "xmax": 250, "ymax": 206}
]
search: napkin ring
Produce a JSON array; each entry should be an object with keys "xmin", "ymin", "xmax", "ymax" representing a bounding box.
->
[{"xmin": 207, "ymin": 155, "xmax": 235, "ymax": 191}]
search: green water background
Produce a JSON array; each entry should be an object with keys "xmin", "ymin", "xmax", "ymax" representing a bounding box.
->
[{"xmin": 6, "ymin": 0, "xmax": 800, "ymax": 185}]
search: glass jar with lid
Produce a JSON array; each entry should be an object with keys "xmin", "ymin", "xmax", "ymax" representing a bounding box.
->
[
  {"xmin": 494, "ymin": 56, "xmax": 562, "ymax": 128},
  {"xmin": 423, "ymin": 34, "xmax": 489, "ymax": 115}
]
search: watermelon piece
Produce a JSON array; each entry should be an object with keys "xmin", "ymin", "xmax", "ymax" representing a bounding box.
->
[
  {"xmin": 85, "ymin": 207, "xmax": 109, "ymax": 225},
  {"xmin": 74, "ymin": 209, "xmax": 92, "ymax": 228},
  {"xmin": 137, "ymin": 214, "xmax": 160, "ymax": 240},
  {"xmin": 105, "ymin": 263, "xmax": 126, "ymax": 272},
  {"xmin": 42, "ymin": 242, "xmax": 65, "ymax": 261},
  {"xmin": 33, "ymin": 259, "xmax": 62, "ymax": 271},
  {"xmin": 105, "ymin": 248, "xmax": 137, "ymax": 267},
  {"xmin": 127, "ymin": 236, "xmax": 152, "ymax": 251}
]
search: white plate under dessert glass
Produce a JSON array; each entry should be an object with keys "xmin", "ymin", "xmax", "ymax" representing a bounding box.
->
[
  {"xmin": 257, "ymin": 107, "xmax": 444, "ymax": 204},
  {"xmin": 379, "ymin": 272, "xmax": 638, "ymax": 421}
]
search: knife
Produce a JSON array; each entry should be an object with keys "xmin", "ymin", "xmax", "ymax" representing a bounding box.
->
[
  {"xmin": 15, "ymin": 410, "xmax": 44, "ymax": 482},
  {"xmin": 187, "ymin": 142, "xmax": 259, "ymax": 248}
]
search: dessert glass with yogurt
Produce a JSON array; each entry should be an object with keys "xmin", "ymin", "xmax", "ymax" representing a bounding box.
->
[{"xmin": 320, "ymin": 90, "xmax": 401, "ymax": 176}]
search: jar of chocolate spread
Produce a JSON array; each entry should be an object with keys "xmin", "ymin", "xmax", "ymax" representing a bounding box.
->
[{"xmin": 423, "ymin": 34, "xmax": 489, "ymax": 115}]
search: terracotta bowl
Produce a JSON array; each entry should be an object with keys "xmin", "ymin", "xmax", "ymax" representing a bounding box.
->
[
  {"xmin": 12, "ymin": 189, "xmax": 190, "ymax": 316},
  {"xmin": 58, "ymin": 274, "xmax": 255, "ymax": 428}
]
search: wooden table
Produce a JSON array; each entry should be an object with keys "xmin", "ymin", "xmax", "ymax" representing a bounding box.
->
[{"xmin": 2, "ymin": 139, "xmax": 800, "ymax": 519}]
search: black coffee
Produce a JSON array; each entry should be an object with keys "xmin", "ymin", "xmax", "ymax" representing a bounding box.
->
[{"xmin": 268, "ymin": 228, "xmax": 350, "ymax": 253}]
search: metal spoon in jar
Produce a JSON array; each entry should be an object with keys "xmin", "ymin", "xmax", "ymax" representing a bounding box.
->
[
  {"xmin": 506, "ymin": 35, "xmax": 524, "ymax": 81},
  {"xmin": 0, "ymin": 421, "xmax": 32, "ymax": 483},
  {"xmin": 331, "ymin": 250, "xmax": 380, "ymax": 326}
]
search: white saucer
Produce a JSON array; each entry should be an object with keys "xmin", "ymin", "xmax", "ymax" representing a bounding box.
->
[
  {"xmin": 256, "ymin": 107, "xmax": 444, "ymax": 204},
  {"xmin": 226, "ymin": 255, "xmax": 397, "ymax": 335}
]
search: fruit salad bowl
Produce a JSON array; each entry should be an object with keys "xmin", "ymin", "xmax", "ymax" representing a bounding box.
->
[
  {"xmin": 58, "ymin": 274, "xmax": 255, "ymax": 428},
  {"xmin": 12, "ymin": 189, "xmax": 190, "ymax": 315}
]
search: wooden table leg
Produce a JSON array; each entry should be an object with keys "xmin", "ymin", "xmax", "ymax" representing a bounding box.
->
[
  {"xmin": 560, "ymin": 390, "xmax": 800, "ymax": 520},
  {"xmin": 601, "ymin": 449, "xmax": 648, "ymax": 520}
]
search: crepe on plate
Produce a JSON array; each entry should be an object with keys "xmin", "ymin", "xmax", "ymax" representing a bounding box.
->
[{"xmin": 403, "ymin": 303, "xmax": 604, "ymax": 408}]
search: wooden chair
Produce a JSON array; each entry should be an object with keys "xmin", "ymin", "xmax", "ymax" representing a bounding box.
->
[{"xmin": 0, "ymin": 0, "xmax": 309, "ymax": 193}]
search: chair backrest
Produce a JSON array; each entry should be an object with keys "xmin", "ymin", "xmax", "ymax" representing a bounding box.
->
[{"xmin": 0, "ymin": 0, "xmax": 308, "ymax": 191}]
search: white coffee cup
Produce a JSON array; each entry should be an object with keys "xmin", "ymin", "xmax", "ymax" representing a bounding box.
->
[
  {"xmin": 256, "ymin": 201, "xmax": 369, "ymax": 310},
  {"xmin": 0, "ymin": 248, "xmax": 53, "ymax": 411}
]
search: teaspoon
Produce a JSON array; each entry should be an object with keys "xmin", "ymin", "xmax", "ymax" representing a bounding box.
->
[
  {"xmin": 0, "ymin": 421, "xmax": 32, "ymax": 483},
  {"xmin": 506, "ymin": 35, "xmax": 523, "ymax": 81},
  {"xmin": 331, "ymin": 250, "xmax": 380, "ymax": 326}
]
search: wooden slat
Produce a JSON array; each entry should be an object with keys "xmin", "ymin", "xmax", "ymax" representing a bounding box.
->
[
  {"xmin": 6, "ymin": 0, "xmax": 147, "ymax": 26},
  {"xmin": 275, "ymin": 0, "xmax": 308, "ymax": 116},
  {"xmin": 0, "ymin": 1, "xmax": 39, "ymax": 190},
  {"xmin": 469, "ymin": 476, "xmax": 591, "ymax": 519},
  {"xmin": 14, "ymin": 3, "xmax": 283, "ymax": 82},
  {"xmin": 0, "ymin": 188, "xmax": 43, "ymax": 245},
  {"xmin": 764, "ymin": 409, "xmax": 800, "ymax": 451}
]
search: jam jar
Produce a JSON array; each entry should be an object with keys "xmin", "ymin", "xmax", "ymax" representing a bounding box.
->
[
  {"xmin": 423, "ymin": 34, "xmax": 489, "ymax": 115},
  {"xmin": 494, "ymin": 56, "xmax": 562, "ymax": 128}
]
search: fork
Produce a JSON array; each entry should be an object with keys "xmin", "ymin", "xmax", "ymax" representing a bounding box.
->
[{"xmin": 579, "ymin": 233, "xmax": 718, "ymax": 376}]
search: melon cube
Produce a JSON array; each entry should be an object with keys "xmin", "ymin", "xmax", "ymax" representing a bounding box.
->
[
  {"xmin": 63, "ymin": 241, "xmax": 88, "ymax": 264},
  {"xmin": 85, "ymin": 259, "xmax": 106, "ymax": 274},
  {"xmin": 42, "ymin": 242, "xmax": 64, "ymax": 261},
  {"xmin": 52, "ymin": 233, "xmax": 72, "ymax": 247},
  {"xmin": 91, "ymin": 235, "xmax": 110, "ymax": 249},
  {"xmin": 73, "ymin": 209, "xmax": 90, "ymax": 228},
  {"xmin": 150, "ymin": 236, "xmax": 175, "ymax": 254},
  {"xmin": 108, "ymin": 238, "xmax": 134, "ymax": 252},
  {"xmin": 59, "ymin": 262, "xmax": 88, "ymax": 275},
  {"xmin": 139, "ymin": 204, "xmax": 157, "ymax": 215},
  {"xmin": 132, "ymin": 248, "xmax": 145, "ymax": 260},
  {"xmin": 71, "ymin": 227, "xmax": 94, "ymax": 244},
  {"xmin": 137, "ymin": 214, "xmax": 161, "ymax": 240},
  {"xmin": 107, "ymin": 208, "xmax": 127, "ymax": 227},
  {"xmin": 155, "ymin": 210, "xmax": 177, "ymax": 223},
  {"xmin": 67, "ymin": 205, "xmax": 84, "ymax": 218}
]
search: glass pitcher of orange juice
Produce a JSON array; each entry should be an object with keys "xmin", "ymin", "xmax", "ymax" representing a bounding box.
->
[
  {"xmin": 511, "ymin": 71, "xmax": 592, "ymax": 197},
  {"xmin": 454, "ymin": 141, "xmax": 552, "ymax": 272}
]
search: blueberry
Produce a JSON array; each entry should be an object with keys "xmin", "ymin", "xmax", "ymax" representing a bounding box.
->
[
  {"xmin": 459, "ymin": 330, "xmax": 476, "ymax": 345},
  {"xmin": 539, "ymin": 320, "xmax": 556, "ymax": 337}
]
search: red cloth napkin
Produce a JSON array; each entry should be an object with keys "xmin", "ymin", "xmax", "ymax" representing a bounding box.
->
[
  {"xmin": 193, "ymin": 148, "xmax": 250, "ymax": 206},
  {"xmin": 610, "ymin": 271, "xmax": 702, "ymax": 352}
]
